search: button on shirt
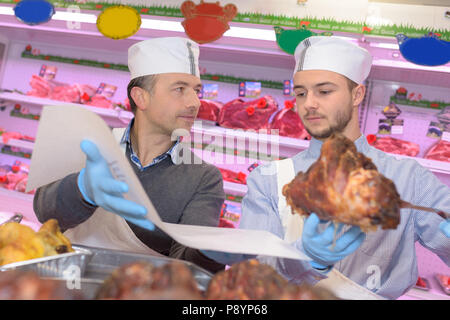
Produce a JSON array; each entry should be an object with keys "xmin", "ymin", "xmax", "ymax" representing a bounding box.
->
[
  {"xmin": 239, "ymin": 134, "xmax": 450, "ymax": 299},
  {"xmin": 120, "ymin": 118, "xmax": 181, "ymax": 170}
]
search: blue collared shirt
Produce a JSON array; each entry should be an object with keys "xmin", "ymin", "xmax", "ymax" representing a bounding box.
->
[
  {"xmin": 239, "ymin": 134, "xmax": 450, "ymax": 299},
  {"xmin": 121, "ymin": 119, "xmax": 181, "ymax": 171}
]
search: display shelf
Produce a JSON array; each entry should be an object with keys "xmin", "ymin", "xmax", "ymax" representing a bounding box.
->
[
  {"xmin": 0, "ymin": 187, "xmax": 33, "ymax": 203},
  {"xmin": 0, "ymin": 136, "xmax": 34, "ymax": 150},
  {"xmin": 1, "ymin": 92, "xmax": 448, "ymax": 175},
  {"xmin": 0, "ymin": 92, "xmax": 133, "ymax": 127},
  {"xmin": 223, "ymin": 180, "xmax": 248, "ymax": 197}
]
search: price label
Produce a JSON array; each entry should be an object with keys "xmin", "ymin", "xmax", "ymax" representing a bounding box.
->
[
  {"xmin": 442, "ymin": 131, "xmax": 450, "ymax": 142},
  {"xmin": 391, "ymin": 125, "xmax": 403, "ymax": 135}
]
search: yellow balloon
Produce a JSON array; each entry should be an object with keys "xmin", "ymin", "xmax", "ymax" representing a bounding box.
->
[{"xmin": 97, "ymin": 5, "xmax": 141, "ymax": 40}]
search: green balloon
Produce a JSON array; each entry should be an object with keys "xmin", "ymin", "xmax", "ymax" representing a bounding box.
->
[{"xmin": 274, "ymin": 26, "xmax": 333, "ymax": 55}]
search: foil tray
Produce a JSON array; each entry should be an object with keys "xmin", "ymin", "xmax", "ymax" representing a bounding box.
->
[
  {"xmin": 72, "ymin": 244, "xmax": 214, "ymax": 297},
  {"xmin": 0, "ymin": 247, "xmax": 93, "ymax": 278}
]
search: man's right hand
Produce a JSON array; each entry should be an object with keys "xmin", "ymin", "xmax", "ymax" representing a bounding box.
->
[
  {"xmin": 302, "ymin": 213, "xmax": 365, "ymax": 270},
  {"xmin": 77, "ymin": 139, "xmax": 155, "ymax": 231}
]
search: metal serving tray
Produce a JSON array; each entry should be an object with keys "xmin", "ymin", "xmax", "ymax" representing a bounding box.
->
[
  {"xmin": 72, "ymin": 244, "xmax": 214, "ymax": 294},
  {"xmin": 0, "ymin": 247, "xmax": 93, "ymax": 278}
]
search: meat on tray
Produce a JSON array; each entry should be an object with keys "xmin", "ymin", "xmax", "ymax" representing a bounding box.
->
[
  {"xmin": 95, "ymin": 261, "xmax": 203, "ymax": 300},
  {"xmin": 0, "ymin": 219, "xmax": 74, "ymax": 266},
  {"xmin": 218, "ymin": 96, "xmax": 278, "ymax": 130},
  {"xmin": 282, "ymin": 133, "xmax": 402, "ymax": 232},
  {"xmin": 424, "ymin": 140, "xmax": 450, "ymax": 163},
  {"xmin": 0, "ymin": 270, "xmax": 81, "ymax": 300},
  {"xmin": 205, "ymin": 259, "xmax": 336, "ymax": 300},
  {"xmin": 370, "ymin": 136, "xmax": 420, "ymax": 157},
  {"xmin": 198, "ymin": 99, "xmax": 222, "ymax": 122},
  {"xmin": 270, "ymin": 100, "xmax": 311, "ymax": 140}
]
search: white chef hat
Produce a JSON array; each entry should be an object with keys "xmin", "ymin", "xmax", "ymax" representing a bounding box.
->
[
  {"xmin": 128, "ymin": 37, "xmax": 200, "ymax": 80},
  {"xmin": 293, "ymin": 36, "xmax": 372, "ymax": 84}
]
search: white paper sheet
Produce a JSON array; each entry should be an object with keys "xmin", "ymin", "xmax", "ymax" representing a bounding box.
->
[{"xmin": 27, "ymin": 105, "xmax": 311, "ymax": 261}]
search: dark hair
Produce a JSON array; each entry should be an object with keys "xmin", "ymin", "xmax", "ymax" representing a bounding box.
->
[
  {"xmin": 127, "ymin": 75, "xmax": 159, "ymax": 114},
  {"xmin": 347, "ymin": 78, "xmax": 358, "ymax": 91}
]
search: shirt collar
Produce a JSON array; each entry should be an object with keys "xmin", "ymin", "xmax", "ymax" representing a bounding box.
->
[
  {"xmin": 306, "ymin": 133, "xmax": 370, "ymax": 158},
  {"xmin": 121, "ymin": 118, "xmax": 181, "ymax": 167}
]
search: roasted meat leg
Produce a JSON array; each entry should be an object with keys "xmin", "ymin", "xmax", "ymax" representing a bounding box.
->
[{"xmin": 282, "ymin": 133, "xmax": 401, "ymax": 232}]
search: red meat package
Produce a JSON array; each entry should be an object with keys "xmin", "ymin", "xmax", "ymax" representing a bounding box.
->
[
  {"xmin": 218, "ymin": 96, "xmax": 278, "ymax": 130},
  {"xmin": 198, "ymin": 99, "xmax": 222, "ymax": 122},
  {"xmin": 368, "ymin": 136, "xmax": 420, "ymax": 157},
  {"xmin": 218, "ymin": 167, "xmax": 247, "ymax": 185},
  {"xmin": 270, "ymin": 100, "xmax": 311, "ymax": 140},
  {"xmin": 424, "ymin": 140, "xmax": 450, "ymax": 163}
]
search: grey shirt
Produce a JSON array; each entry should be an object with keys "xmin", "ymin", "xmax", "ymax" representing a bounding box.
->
[{"xmin": 33, "ymin": 131, "xmax": 226, "ymax": 273}]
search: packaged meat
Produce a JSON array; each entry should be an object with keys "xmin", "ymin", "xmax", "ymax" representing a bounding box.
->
[
  {"xmin": 424, "ymin": 140, "xmax": 450, "ymax": 162},
  {"xmin": 27, "ymin": 75, "xmax": 52, "ymax": 98},
  {"xmin": 435, "ymin": 274, "xmax": 450, "ymax": 295},
  {"xmin": 218, "ymin": 96, "xmax": 278, "ymax": 131},
  {"xmin": 85, "ymin": 94, "xmax": 114, "ymax": 109},
  {"xmin": 218, "ymin": 167, "xmax": 247, "ymax": 184},
  {"xmin": 369, "ymin": 136, "xmax": 420, "ymax": 157},
  {"xmin": 197, "ymin": 99, "xmax": 222, "ymax": 122},
  {"xmin": 270, "ymin": 100, "xmax": 311, "ymax": 140},
  {"xmin": 414, "ymin": 276, "xmax": 430, "ymax": 291}
]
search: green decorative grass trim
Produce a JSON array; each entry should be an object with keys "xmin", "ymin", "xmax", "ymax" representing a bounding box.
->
[
  {"xmin": 10, "ymin": 110, "xmax": 40, "ymax": 121},
  {"xmin": 21, "ymin": 50, "xmax": 285, "ymax": 89},
  {"xmin": 0, "ymin": 146, "xmax": 32, "ymax": 159},
  {"xmin": 390, "ymin": 96, "xmax": 448, "ymax": 110},
  {"xmin": 4, "ymin": 0, "xmax": 448, "ymax": 41}
]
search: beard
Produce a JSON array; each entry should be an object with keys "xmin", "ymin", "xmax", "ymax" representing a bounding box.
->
[{"xmin": 303, "ymin": 106, "xmax": 353, "ymax": 140}]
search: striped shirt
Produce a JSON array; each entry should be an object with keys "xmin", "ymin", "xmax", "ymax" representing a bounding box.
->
[{"xmin": 239, "ymin": 134, "xmax": 450, "ymax": 299}]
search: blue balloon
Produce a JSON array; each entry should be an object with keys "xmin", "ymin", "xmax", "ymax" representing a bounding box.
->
[
  {"xmin": 396, "ymin": 33, "xmax": 450, "ymax": 66},
  {"xmin": 14, "ymin": 0, "xmax": 55, "ymax": 26}
]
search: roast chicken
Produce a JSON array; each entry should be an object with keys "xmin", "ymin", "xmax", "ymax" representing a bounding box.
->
[
  {"xmin": 282, "ymin": 133, "xmax": 402, "ymax": 232},
  {"xmin": 0, "ymin": 219, "xmax": 73, "ymax": 266}
]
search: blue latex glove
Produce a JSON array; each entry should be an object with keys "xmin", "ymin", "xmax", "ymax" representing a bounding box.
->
[
  {"xmin": 439, "ymin": 219, "xmax": 450, "ymax": 238},
  {"xmin": 201, "ymin": 250, "xmax": 255, "ymax": 265},
  {"xmin": 302, "ymin": 213, "xmax": 366, "ymax": 269},
  {"xmin": 78, "ymin": 139, "xmax": 154, "ymax": 231}
]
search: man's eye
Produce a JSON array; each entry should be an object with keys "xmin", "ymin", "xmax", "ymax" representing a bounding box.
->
[
  {"xmin": 175, "ymin": 87, "xmax": 184, "ymax": 92},
  {"xmin": 320, "ymin": 90, "xmax": 331, "ymax": 95},
  {"xmin": 296, "ymin": 92, "xmax": 306, "ymax": 97}
]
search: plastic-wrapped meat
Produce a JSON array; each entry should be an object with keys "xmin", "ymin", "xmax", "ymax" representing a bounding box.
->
[
  {"xmin": 218, "ymin": 96, "xmax": 278, "ymax": 130},
  {"xmin": 5, "ymin": 172, "xmax": 27, "ymax": 191},
  {"xmin": 205, "ymin": 259, "xmax": 336, "ymax": 300},
  {"xmin": 370, "ymin": 136, "xmax": 420, "ymax": 157},
  {"xmin": 218, "ymin": 167, "xmax": 247, "ymax": 184},
  {"xmin": 270, "ymin": 100, "xmax": 311, "ymax": 140},
  {"xmin": 85, "ymin": 94, "xmax": 114, "ymax": 109},
  {"xmin": 73, "ymin": 83, "xmax": 97, "ymax": 103},
  {"xmin": 425, "ymin": 140, "xmax": 450, "ymax": 162},
  {"xmin": 50, "ymin": 85, "xmax": 80, "ymax": 103},
  {"xmin": 0, "ymin": 270, "xmax": 82, "ymax": 300},
  {"xmin": 1, "ymin": 131, "xmax": 22, "ymax": 144},
  {"xmin": 95, "ymin": 261, "xmax": 203, "ymax": 300},
  {"xmin": 198, "ymin": 99, "xmax": 222, "ymax": 122},
  {"xmin": 27, "ymin": 75, "xmax": 51, "ymax": 98}
]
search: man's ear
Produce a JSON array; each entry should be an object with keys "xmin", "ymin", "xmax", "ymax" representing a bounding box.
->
[
  {"xmin": 130, "ymin": 87, "xmax": 148, "ymax": 111},
  {"xmin": 352, "ymin": 84, "xmax": 366, "ymax": 107}
]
